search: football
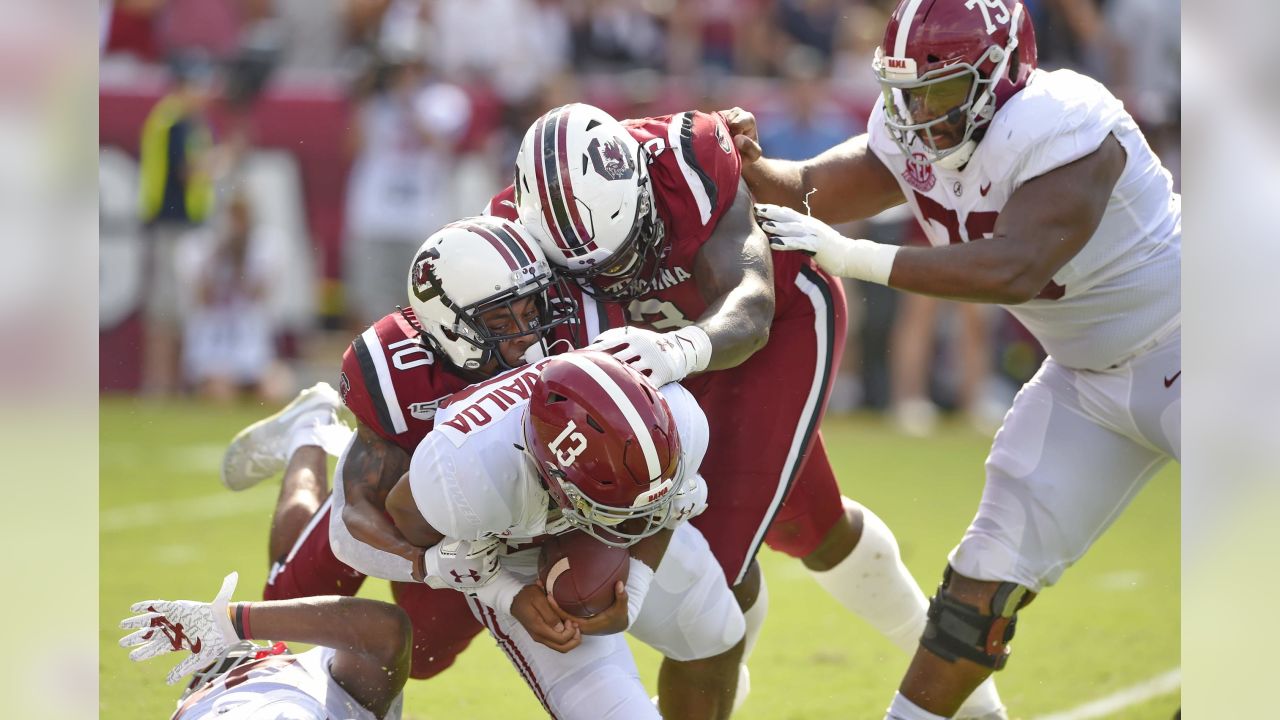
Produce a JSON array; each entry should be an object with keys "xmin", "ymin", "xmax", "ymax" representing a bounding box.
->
[{"xmin": 537, "ymin": 531, "xmax": 630, "ymax": 619}]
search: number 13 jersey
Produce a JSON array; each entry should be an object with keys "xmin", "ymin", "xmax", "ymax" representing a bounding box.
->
[{"xmin": 868, "ymin": 68, "xmax": 1181, "ymax": 370}]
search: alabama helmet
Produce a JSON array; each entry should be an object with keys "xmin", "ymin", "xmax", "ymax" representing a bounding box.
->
[
  {"xmin": 513, "ymin": 103, "xmax": 665, "ymax": 302},
  {"xmin": 872, "ymin": 0, "xmax": 1037, "ymax": 169},
  {"xmin": 524, "ymin": 351, "xmax": 683, "ymax": 547},
  {"xmin": 406, "ymin": 216, "xmax": 578, "ymax": 373}
]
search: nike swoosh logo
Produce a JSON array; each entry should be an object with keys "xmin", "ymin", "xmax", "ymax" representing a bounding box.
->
[
  {"xmin": 980, "ymin": 182, "xmax": 992, "ymax": 196},
  {"xmin": 1163, "ymin": 371, "xmax": 1181, "ymax": 388},
  {"xmin": 190, "ymin": 638, "xmax": 202, "ymax": 653}
]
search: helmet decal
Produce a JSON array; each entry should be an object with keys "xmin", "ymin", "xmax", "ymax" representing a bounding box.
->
[
  {"xmin": 410, "ymin": 248, "xmax": 442, "ymax": 304},
  {"xmin": 587, "ymin": 136, "xmax": 635, "ymax": 181}
]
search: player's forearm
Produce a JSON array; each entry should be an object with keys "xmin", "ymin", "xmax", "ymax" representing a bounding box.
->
[
  {"xmin": 231, "ymin": 596, "xmax": 409, "ymax": 660},
  {"xmin": 342, "ymin": 496, "xmax": 420, "ymax": 563},
  {"xmin": 889, "ymin": 242, "xmax": 1044, "ymax": 304},
  {"xmin": 697, "ymin": 287, "xmax": 773, "ymax": 370},
  {"xmin": 741, "ymin": 156, "xmax": 811, "ymax": 211}
]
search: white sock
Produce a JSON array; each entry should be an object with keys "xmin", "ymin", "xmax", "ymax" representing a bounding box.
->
[
  {"xmin": 286, "ymin": 415, "xmax": 354, "ymax": 460},
  {"xmin": 808, "ymin": 499, "xmax": 929, "ymax": 654},
  {"xmin": 810, "ymin": 499, "xmax": 1005, "ymax": 719},
  {"xmin": 731, "ymin": 573, "xmax": 768, "ymax": 713},
  {"xmin": 885, "ymin": 691, "xmax": 948, "ymax": 720}
]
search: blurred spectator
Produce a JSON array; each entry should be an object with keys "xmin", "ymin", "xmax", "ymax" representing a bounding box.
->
[
  {"xmin": 776, "ymin": 0, "xmax": 842, "ymax": 61},
  {"xmin": 183, "ymin": 192, "xmax": 287, "ymax": 402},
  {"xmin": 569, "ymin": 0, "xmax": 668, "ymax": 73},
  {"xmin": 343, "ymin": 55, "xmax": 470, "ymax": 327},
  {"xmin": 433, "ymin": 0, "xmax": 570, "ymax": 105},
  {"xmin": 136, "ymin": 54, "xmax": 219, "ymax": 395},
  {"xmin": 103, "ymin": 0, "xmax": 165, "ymax": 61},
  {"xmin": 156, "ymin": 0, "xmax": 245, "ymax": 60},
  {"xmin": 758, "ymin": 47, "xmax": 861, "ymax": 161},
  {"xmin": 1105, "ymin": 0, "xmax": 1179, "ymax": 186}
]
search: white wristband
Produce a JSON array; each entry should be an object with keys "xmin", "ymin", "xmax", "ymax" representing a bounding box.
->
[
  {"xmin": 826, "ymin": 238, "xmax": 899, "ymax": 286},
  {"xmin": 624, "ymin": 558, "xmax": 656, "ymax": 628},
  {"xmin": 471, "ymin": 569, "xmax": 525, "ymax": 616},
  {"xmin": 669, "ymin": 324, "xmax": 713, "ymax": 374}
]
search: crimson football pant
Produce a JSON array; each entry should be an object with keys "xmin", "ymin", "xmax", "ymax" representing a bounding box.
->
[
  {"xmin": 685, "ymin": 266, "xmax": 849, "ymax": 586},
  {"xmin": 263, "ymin": 497, "xmax": 483, "ymax": 679}
]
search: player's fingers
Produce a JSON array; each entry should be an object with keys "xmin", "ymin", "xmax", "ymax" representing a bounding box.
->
[
  {"xmin": 535, "ymin": 595, "xmax": 568, "ymax": 632},
  {"xmin": 754, "ymin": 203, "xmax": 802, "ymax": 222},
  {"xmin": 166, "ymin": 653, "xmax": 205, "ymax": 685},
  {"xmin": 128, "ymin": 641, "xmax": 165, "ymax": 662},
  {"xmin": 119, "ymin": 612, "xmax": 159, "ymax": 631},
  {"xmin": 735, "ymin": 134, "xmax": 762, "ymax": 163},
  {"xmin": 760, "ymin": 220, "xmax": 810, "ymax": 238},
  {"xmin": 130, "ymin": 601, "xmax": 166, "ymax": 614},
  {"xmin": 119, "ymin": 626, "xmax": 159, "ymax": 648},
  {"xmin": 544, "ymin": 594, "xmax": 575, "ymax": 627}
]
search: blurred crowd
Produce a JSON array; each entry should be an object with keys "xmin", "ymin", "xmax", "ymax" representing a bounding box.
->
[{"xmin": 99, "ymin": 0, "xmax": 1179, "ymax": 433}]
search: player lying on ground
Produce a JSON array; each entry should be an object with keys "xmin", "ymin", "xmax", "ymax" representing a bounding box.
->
[
  {"xmin": 383, "ymin": 350, "xmax": 745, "ymax": 720},
  {"xmin": 220, "ymin": 216, "xmax": 605, "ymax": 680},
  {"xmin": 490, "ymin": 101, "xmax": 1006, "ymax": 719},
  {"xmin": 119, "ymin": 572, "xmax": 411, "ymax": 720},
  {"xmin": 724, "ymin": 0, "xmax": 1181, "ymax": 717}
]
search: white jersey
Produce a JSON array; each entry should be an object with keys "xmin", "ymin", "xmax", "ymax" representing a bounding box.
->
[
  {"xmin": 173, "ymin": 647, "xmax": 400, "ymax": 720},
  {"xmin": 408, "ymin": 359, "xmax": 710, "ymax": 543},
  {"xmin": 868, "ymin": 68, "xmax": 1181, "ymax": 370}
]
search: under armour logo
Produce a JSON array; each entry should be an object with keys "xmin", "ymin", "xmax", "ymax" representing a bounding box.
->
[
  {"xmin": 450, "ymin": 569, "xmax": 482, "ymax": 583},
  {"xmin": 142, "ymin": 606, "xmax": 201, "ymax": 653}
]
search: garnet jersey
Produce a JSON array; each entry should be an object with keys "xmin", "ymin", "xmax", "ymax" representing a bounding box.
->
[
  {"xmin": 172, "ymin": 648, "xmax": 400, "ymax": 720},
  {"xmin": 340, "ymin": 295, "xmax": 623, "ymax": 454},
  {"xmin": 868, "ymin": 68, "xmax": 1181, "ymax": 370},
  {"xmin": 487, "ymin": 110, "xmax": 818, "ymax": 331},
  {"xmin": 408, "ymin": 358, "xmax": 709, "ymax": 544}
]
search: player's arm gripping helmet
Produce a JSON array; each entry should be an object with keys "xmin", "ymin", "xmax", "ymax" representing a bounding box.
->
[
  {"xmin": 513, "ymin": 103, "xmax": 665, "ymax": 303},
  {"xmin": 407, "ymin": 216, "xmax": 578, "ymax": 373},
  {"xmin": 872, "ymin": 0, "xmax": 1037, "ymax": 170},
  {"xmin": 524, "ymin": 351, "xmax": 683, "ymax": 548}
]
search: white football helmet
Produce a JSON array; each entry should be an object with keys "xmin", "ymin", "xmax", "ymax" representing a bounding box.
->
[
  {"xmin": 406, "ymin": 216, "xmax": 578, "ymax": 372},
  {"xmin": 514, "ymin": 103, "xmax": 665, "ymax": 302}
]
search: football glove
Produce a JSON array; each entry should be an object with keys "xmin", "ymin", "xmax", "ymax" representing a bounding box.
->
[
  {"xmin": 422, "ymin": 537, "xmax": 503, "ymax": 591},
  {"xmin": 661, "ymin": 474, "xmax": 708, "ymax": 529},
  {"xmin": 119, "ymin": 572, "xmax": 241, "ymax": 685},
  {"xmin": 755, "ymin": 203, "xmax": 898, "ymax": 285},
  {"xmin": 588, "ymin": 325, "xmax": 712, "ymax": 388}
]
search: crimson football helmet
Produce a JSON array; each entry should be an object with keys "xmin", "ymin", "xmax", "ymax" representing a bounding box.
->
[
  {"xmin": 872, "ymin": 0, "xmax": 1037, "ymax": 169},
  {"xmin": 524, "ymin": 350, "xmax": 683, "ymax": 547},
  {"xmin": 513, "ymin": 103, "xmax": 666, "ymax": 303}
]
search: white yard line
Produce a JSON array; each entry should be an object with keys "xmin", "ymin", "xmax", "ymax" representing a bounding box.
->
[
  {"xmin": 101, "ymin": 492, "xmax": 269, "ymax": 533},
  {"xmin": 1034, "ymin": 669, "xmax": 1181, "ymax": 720}
]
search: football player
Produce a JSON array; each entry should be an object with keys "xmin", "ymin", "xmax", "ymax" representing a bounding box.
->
[
  {"xmin": 220, "ymin": 216, "xmax": 615, "ymax": 680},
  {"xmin": 384, "ymin": 349, "xmax": 744, "ymax": 720},
  {"xmin": 724, "ymin": 0, "xmax": 1181, "ymax": 717},
  {"xmin": 119, "ymin": 572, "xmax": 410, "ymax": 720},
  {"xmin": 490, "ymin": 103, "xmax": 1006, "ymax": 717}
]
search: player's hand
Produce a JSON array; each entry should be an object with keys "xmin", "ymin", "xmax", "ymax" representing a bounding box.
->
[
  {"xmin": 548, "ymin": 581, "xmax": 630, "ymax": 637},
  {"xmin": 755, "ymin": 202, "xmax": 847, "ymax": 268},
  {"xmin": 511, "ymin": 584, "xmax": 582, "ymax": 653},
  {"xmin": 119, "ymin": 572, "xmax": 241, "ymax": 685},
  {"xmin": 720, "ymin": 107, "xmax": 762, "ymax": 163},
  {"xmin": 588, "ymin": 326, "xmax": 710, "ymax": 387}
]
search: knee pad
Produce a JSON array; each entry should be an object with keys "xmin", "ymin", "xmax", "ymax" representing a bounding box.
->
[{"xmin": 920, "ymin": 566, "xmax": 1028, "ymax": 671}]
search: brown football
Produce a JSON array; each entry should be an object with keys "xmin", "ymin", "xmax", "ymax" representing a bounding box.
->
[{"xmin": 537, "ymin": 531, "xmax": 630, "ymax": 619}]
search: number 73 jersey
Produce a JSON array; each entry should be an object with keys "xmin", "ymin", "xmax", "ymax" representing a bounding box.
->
[{"xmin": 868, "ymin": 68, "xmax": 1181, "ymax": 370}]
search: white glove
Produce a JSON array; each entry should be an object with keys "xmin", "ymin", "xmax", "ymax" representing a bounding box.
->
[
  {"xmin": 119, "ymin": 572, "xmax": 241, "ymax": 685},
  {"xmin": 754, "ymin": 203, "xmax": 899, "ymax": 285},
  {"xmin": 422, "ymin": 537, "xmax": 503, "ymax": 591},
  {"xmin": 588, "ymin": 325, "xmax": 712, "ymax": 387},
  {"xmin": 661, "ymin": 474, "xmax": 709, "ymax": 529}
]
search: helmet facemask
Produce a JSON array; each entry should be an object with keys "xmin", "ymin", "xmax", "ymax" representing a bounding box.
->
[
  {"xmin": 410, "ymin": 257, "xmax": 580, "ymax": 375},
  {"xmin": 572, "ymin": 166, "xmax": 668, "ymax": 304},
  {"xmin": 874, "ymin": 2, "xmax": 1024, "ymax": 170}
]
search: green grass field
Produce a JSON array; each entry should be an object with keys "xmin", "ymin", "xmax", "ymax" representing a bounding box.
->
[{"xmin": 100, "ymin": 396, "xmax": 1179, "ymax": 719}]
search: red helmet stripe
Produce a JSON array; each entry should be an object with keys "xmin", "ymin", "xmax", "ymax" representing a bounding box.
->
[
  {"xmin": 499, "ymin": 219, "xmax": 540, "ymax": 266},
  {"xmin": 554, "ymin": 111, "xmax": 595, "ymax": 253},
  {"xmin": 533, "ymin": 113, "xmax": 572, "ymax": 254},
  {"xmin": 468, "ymin": 223, "xmax": 519, "ymax": 271}
]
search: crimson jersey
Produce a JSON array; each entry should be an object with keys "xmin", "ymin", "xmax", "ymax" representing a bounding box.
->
[
  {"xmin": 487, "ymin": 110, "xmax": 817, "ymax": 330},
  {"xmin": 340, "ymin": 296, "xmax": 622, "ymax": 453}
]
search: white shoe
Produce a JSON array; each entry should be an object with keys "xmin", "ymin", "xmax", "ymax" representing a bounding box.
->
[
  {"xmin": 221, "ymin": 382, "xmax": 343, "ymax": 491},
  {"xmin": 892, "ymin": 397, "xmax": 939, "ymax": 437}
]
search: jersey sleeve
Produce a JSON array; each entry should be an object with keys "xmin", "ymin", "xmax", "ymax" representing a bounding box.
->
[
  {"xmin": 340, "ymin": 337, "xmax": 401, "ymax": 447},
  {"xmin": 669, "ymin": 110, "xmax": 743, "ymax": 231},
  {"xmin": 1000, "ymin": 70, "xmax": 1127, "ymax": 191},
  {"xmin": 482, "ymin": 184, "xmax": 519, "ymax": 220},
  {"xmin": 409, "ymin": 431, "xmax": 517, "ymax": 541}
]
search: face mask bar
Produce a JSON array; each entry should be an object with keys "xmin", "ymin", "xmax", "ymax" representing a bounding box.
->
[
  {"xmin": 555, "ymin": 462, "xmax": 684, "ymax": 548},
  {"xmin": 457, "ymin": 272, "xmax": 580, "ymax": 371}
]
